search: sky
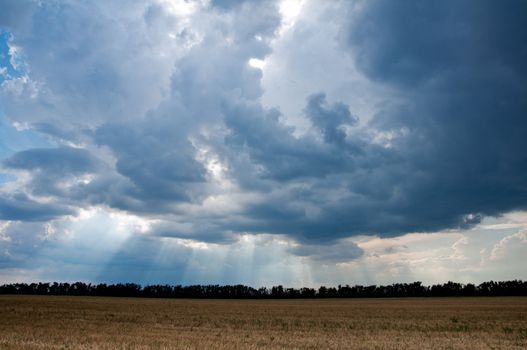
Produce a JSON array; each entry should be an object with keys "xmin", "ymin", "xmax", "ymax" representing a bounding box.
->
[{"xmin": 0, "ymin": 0, "xmax": 526, "ymax": 287}]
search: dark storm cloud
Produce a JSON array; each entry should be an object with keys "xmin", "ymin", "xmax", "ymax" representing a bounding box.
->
[
  {"xmin": 94, "ymin": 121, "xmax": 207, "ymax": 205},
  {"xmin": 1, "ymin": 0, "xmax": 526, "ymax": 247},
  {"xmin": 223, "ymin": 96, "xmax": 360, "ymax": 182},
  {"xmin": 3, "ymin": 146, "xmax": 100, "ymax": 174},
  {"xmin": 305, "ymin": 93, "xmax": 358, "ymax": 146},
  {"xmin": 1, "ymin": 146, "xmax": 104, "ymax": 203},
  {"xmin": 215, "ymin": 0, "xmax": 527, "ymax": 241},
  {"xmin": 347, "ymin": 0, "xmax": 527, "ymax": 87},
  {"xmin": 0, "ymin": 192, "xmax": 73, "ymax": 221},
  {"xmin": 340, "ymin": 0, "xmax": 526, "ymax": 236},
  {"xmin": 346, "ymin": 0, "xmax": 527, "ymax": 219}
]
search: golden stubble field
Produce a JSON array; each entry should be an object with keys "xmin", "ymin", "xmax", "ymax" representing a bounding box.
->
[{"xmin": 0, "ymin": 296, "xmax": 526, "ymax": 349}]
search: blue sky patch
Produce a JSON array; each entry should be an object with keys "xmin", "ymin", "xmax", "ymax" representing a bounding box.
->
[{"xmin": 0, "ymin": 30, "xmax": 24, "ymax": 82}]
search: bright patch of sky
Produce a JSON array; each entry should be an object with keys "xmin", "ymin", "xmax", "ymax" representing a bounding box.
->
[{"xmin": 1, "ymin": 210, "xmax": 525, "ymax": 286}]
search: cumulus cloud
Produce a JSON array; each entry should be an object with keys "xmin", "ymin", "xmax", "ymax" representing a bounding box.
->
[
  {"xmin": 4, "ymin": 146, "xmax": 101, "ymax": 174},
  {"xmin": 0, "ymin": 0, "xmax": 526, "ymax": 283},
  {"xmin": 490, "ymin": 230, "xmax": 527, "ymax": 262},
  {"xmin": 0, "ymin": 192, "xmax": 73, "ymax": 221}
]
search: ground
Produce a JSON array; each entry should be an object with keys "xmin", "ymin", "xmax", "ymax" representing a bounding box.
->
[{"xmin": 0, "ymin": 296, "xmax": 526, "ymax": 349}]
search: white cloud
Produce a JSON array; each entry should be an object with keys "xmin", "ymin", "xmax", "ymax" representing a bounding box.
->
[{"xmin": 490, "ymin": 230, "xmax": 527, "ymax": 262}]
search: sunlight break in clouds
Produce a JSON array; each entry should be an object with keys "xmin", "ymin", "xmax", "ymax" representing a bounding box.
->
[
  {"xmin": 278, "ymin": 0, "xmax": 305, "ymax": 35},
  {"xmin": 0, "ymin": 0, "xmax": 526, "ymax": 286}
]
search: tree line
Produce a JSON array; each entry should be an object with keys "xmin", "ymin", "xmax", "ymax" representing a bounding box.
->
[{"xmin": 0, "ymin": 280, "xmax": 526, "ymax": 298}]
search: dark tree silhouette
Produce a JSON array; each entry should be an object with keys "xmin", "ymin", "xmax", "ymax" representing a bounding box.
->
[{"xmin": 0, "ymin": 280, "xmax": 525, "ymax": 298}]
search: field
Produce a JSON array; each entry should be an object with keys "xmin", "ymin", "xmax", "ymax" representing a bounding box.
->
[{"xmin": 0, "ymin": 296, "xmax": 526, "ymax": 349}]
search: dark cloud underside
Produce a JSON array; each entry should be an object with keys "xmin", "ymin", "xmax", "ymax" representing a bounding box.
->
[{"xmin": 0, "ymin": 0, "xmax": 525, "ymax": 245}]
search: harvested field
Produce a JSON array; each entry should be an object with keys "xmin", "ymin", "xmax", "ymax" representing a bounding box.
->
[{"xmin": 0, "ymin": 296, "xmax": 526, "ymax": 349}]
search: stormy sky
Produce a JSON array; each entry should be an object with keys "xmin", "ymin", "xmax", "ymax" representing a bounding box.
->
[{"xmin": 0, "ymin": 0, "xmax": 526, "ymax": 286}]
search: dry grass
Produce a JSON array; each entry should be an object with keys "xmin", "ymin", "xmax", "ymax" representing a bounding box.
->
[{"xmin": 0, "ymin": 296, "xmax": 526, "ymax": 349}]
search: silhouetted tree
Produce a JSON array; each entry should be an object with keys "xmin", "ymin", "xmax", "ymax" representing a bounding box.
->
[{"xmin": 1, "ymin": 280, "xmax": 526, "ymax": 298}]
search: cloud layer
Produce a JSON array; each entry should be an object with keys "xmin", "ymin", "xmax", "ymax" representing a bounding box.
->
[{"xmin": 0, "ymin": 0, "xmax": 526, "ymax": 283}]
